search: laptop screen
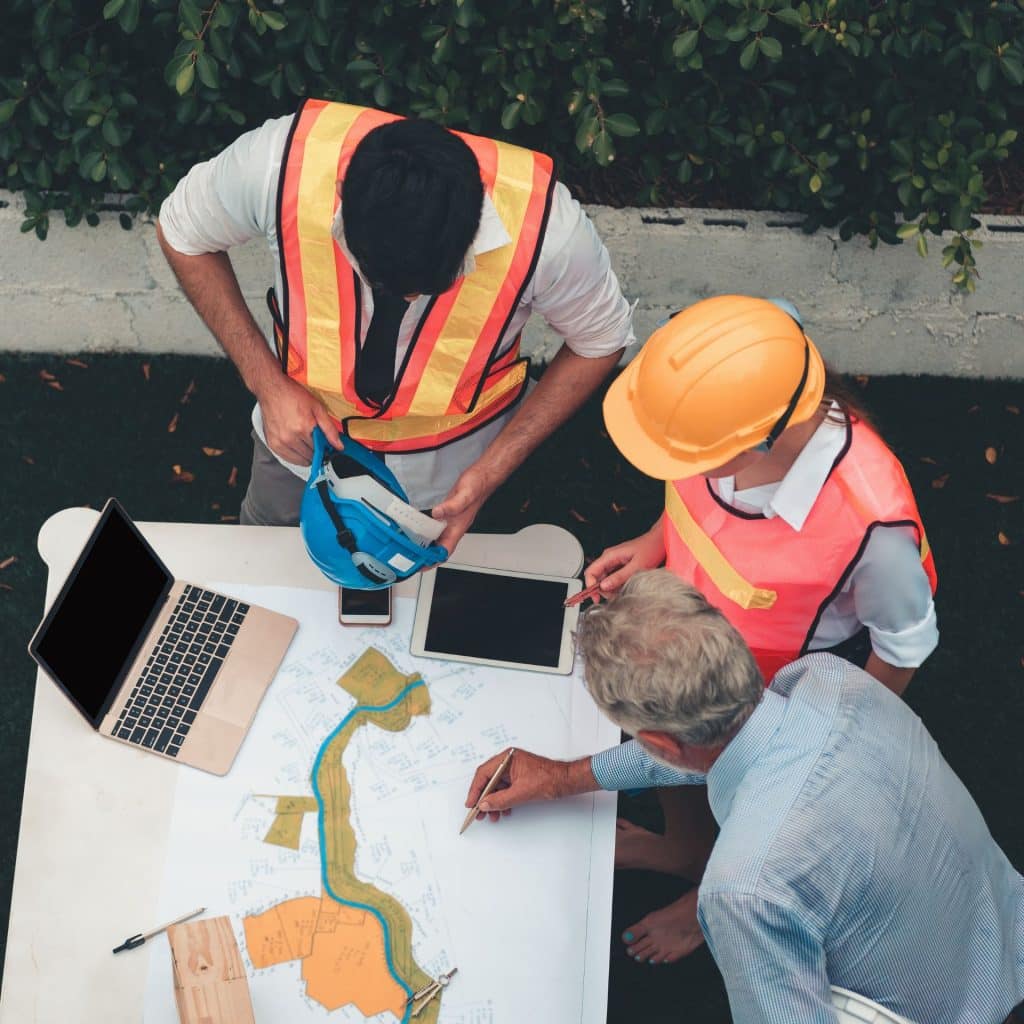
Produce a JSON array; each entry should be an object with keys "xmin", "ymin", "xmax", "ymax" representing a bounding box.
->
[{"xmin": 31, "ymin": 501, "xmax": 172, "ymax": 725}]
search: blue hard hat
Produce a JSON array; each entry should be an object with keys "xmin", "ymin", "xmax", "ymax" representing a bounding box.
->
[{"xmin": 300, "ymin": 428, "xmax": 448, "ymax": 589}]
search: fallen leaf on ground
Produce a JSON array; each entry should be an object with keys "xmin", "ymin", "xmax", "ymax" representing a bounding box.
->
[
  {"xmin": 46, "ymin": 380, "xmax": 64, "ymax": 391},
  {"xmin": 0, "ymin": 373, "xmax": 6, "ymax": 383},
  {"xmin": 202, "ymin": 447, "xmax": 224, "ymax": 457},
  {"xmin": 180, "ymin": 380, "xmax": 197, "ymax": 404},
  {"xmin": 0, "ymin": 584, "xmax": 12, "ymax": 592},
  {"xmin": 66, "ymin": 358, "xmax": 89, "ymax": 369},
  {"xmin": 171, "ymin": 465, "xmax": 195, "ymax": 484},
  {"xmin": 220, "ymin": 515, "xmax": 238, "ymax": 522},
  {"xmin": 997, "ymin": 532, "xmax": 1011, "ymax": 546},
  {"xmin": 986, "ymin": 494, "xmax": 1020, "ymax": 504},
  {"xmin": 985, "ymin": 447, "xmax": 998, "ymax": 464},
  {"xmin": 227, "ymin": 466, "xmax": 238, "ymax": 488},
  {"xmin": 919, "ymin": 456, "xmax": 939, "ymax": 465},
  {"xmin": 931, "ymin": 474, "xmax": 950, "ymax": 489},
  {"xmin": 39, "ymin": 369, "xmax": 56, "ymax": 381},
  {"xmin": 1006, "ymin": 405, "xmax": 1020, "ymax": 415},
  {"xmin": 142, "ymin": 362, "xmax": 151, "ymax": 381},
  {"xmin": 211, "ymin": 502, "xmax": 221, "ymax": 511},
  {"xmin": 519, "ymin": 499, "xmax": 531, "ymax": 513},
  {"xmin": 967, "ymin": 405, "xmax": 980, "ymax": 414},
  {"xmin": 568, "ymin": 508, "xmax": 588, "ymax": 523},
  {"xmin": 21, "ymin": 455, "xmax": 34, "ymax": 465},
  {"xmin": 611, "ymin": 502, "xmax": 627, "ymax": 514},
  {"xmin": 0, "ymin": 556, "xmax": 17, "ymax": 570},
  {"xmin": 579, "ymin": 457, "xmax": 591, "ymax": 470},
  {"xmin": 854, "ymin": 375, "xmax": 870, "ymax": 387},
  {"xmin": 167, "ymin": 412, "xmax": 179, "ymax": 433}
]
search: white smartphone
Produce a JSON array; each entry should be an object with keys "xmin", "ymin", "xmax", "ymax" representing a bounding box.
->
[{"xmin": 338, "ymin": 585, "xmax": 392, "ymax": 627}]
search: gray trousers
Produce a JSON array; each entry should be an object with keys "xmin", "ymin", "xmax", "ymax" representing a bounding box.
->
[{"xmin": 239, "ymin": 432, "xmax": 306, "ymax": 526}]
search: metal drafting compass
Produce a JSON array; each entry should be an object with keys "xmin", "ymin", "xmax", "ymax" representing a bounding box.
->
[{"xmin": 406, "ymin": 967, "xmax": 458, "ymax": 1017}]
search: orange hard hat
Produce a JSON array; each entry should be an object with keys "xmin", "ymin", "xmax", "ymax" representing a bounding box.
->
[{"xmin": 603, "ymin": 295, "xmax": 826, "ymax": 480}]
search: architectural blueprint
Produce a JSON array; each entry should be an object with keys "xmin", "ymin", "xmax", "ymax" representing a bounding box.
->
[{"xmin": 143, "ymin": 584, "xmax": 619, "ymax": 1024}]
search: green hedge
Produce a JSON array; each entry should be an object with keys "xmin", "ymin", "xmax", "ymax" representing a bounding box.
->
[{"xmin": 2, "ymin": 0, "xmax": 1023, "ymax": 290}]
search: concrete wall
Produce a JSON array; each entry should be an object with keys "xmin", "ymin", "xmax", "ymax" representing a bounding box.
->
[{"xmin": 1, "ymin": 190, "xmax": 1022, "ymax": 377}]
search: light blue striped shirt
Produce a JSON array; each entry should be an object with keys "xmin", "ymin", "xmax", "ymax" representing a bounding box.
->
[{"xmin": 592, "ymin": 654, "xmax": 1024, "ymax": 1023}]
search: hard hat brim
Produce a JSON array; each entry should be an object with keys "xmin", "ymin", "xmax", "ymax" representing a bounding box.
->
[{"xmin": 603, "ymin": 340, "xmax": 827, "ymax": 482}]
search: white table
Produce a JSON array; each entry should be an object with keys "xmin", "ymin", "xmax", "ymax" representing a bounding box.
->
[{"xmin": 0, "ymin": 508, "xmax": 584, "ymax": 1022}]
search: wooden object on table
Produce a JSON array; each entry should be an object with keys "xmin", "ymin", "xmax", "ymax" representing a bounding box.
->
[{"xmin": 169, "ymin": 916, "xmax": 255, "ymax": 1024}]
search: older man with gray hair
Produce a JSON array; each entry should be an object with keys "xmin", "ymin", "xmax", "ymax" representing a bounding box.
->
[{"xmin": 464, "ymin": 570, "xmax": 1024, "ymax": 1024}]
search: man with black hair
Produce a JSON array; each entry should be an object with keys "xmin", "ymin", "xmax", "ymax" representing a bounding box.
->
[{"xmin": 157, "ymin": 102, "xmax": 633, "ymax": 551}]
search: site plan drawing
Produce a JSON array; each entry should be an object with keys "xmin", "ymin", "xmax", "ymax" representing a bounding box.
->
[{"xmin": 143, "ymin": 584, "xmax": 618, "ymax": 1024}]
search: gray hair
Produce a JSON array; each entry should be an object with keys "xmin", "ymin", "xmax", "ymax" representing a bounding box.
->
[{"xmin": 577, "ymin": 569, "xmax": 764, "ymax": 748}]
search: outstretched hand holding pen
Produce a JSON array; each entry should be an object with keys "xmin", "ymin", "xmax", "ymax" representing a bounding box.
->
[{"xmin": 462, "ymin": 749, "xmax": 600, "ymax": 827}]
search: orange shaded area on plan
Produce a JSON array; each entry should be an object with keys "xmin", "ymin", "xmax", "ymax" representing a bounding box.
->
[{"xmin": 244, "ymin": 893, "xmax": 406, "ymax": 1019}]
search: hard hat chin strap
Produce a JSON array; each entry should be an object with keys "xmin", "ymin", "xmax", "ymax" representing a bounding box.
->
[
  {"xmin": 314, "ymin": 479, "xmax": 393, "ymax": 585},
  {"xmin": 763, "ymin": 336, "xmax": 810, "ymax": 452}
]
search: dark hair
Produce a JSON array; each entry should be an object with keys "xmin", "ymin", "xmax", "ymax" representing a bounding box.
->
[
  {"xmin": 341, "ymin": 119, "xmax": 484, "ymax": 297},
  {"xmin": 822, "ymin": 367, "xmax": 874, "ymax": 431}
]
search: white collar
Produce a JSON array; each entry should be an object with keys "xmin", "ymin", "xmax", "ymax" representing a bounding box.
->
[
  {"xmin": 714, "ymin": 405, "xmax": 848, "ymax": 531},
  {"xmin": 331, "ymin": 194, "xmax": 509, "ymax": 286}
]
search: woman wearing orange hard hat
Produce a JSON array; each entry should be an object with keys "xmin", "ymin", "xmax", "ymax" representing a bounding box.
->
[{"xmin": 585, "ymin": 295, "xmax": 938, "ymax": 965}]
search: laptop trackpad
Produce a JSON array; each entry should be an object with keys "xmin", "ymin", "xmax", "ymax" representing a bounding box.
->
[{"xmin": 182, "ymin": 714, "xmax": 245, "ymax": 776}]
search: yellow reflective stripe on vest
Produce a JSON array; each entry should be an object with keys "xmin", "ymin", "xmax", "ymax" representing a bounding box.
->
[
  {"xmin": 295, "ymin": 104, "xmax": 364, "ymax": 393},
  {"xmin": 665, "ymin": 482, "xmax": 778, "ymax": 611},
  {"xmin": 406, "ymin": 141, "xmax": 536, "ymax": 417}
]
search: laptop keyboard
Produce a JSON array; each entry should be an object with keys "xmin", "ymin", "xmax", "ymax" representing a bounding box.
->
[{"xmin": 112, "ymin": 586, "xmax": 250, "ymax": 758}]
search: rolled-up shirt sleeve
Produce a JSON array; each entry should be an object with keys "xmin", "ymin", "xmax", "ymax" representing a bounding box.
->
[
  {"xmin": 530, "ymin": 182, "xmax": 635, "ymax": 357},
  {"xmin": 158, "ymin": 114, "xmax": 292, "ymax": 255},
  {"xmin": 852, "ymin": 526, "xmax": 938, "ymax": 668},
  {"xmin": 590, "ymin": 738, "xmax": 706, "ymax": 790}
]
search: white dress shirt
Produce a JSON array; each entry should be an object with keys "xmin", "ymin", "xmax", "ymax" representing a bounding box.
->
[
  {"xmin": 710, "ymin": 409, "xmax": 938, "ymax": 667},
  {"xmin": 159, "ymin": 114, "xmax": 634, "ymax": 508}
]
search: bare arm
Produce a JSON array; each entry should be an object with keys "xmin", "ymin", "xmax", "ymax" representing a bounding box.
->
[
  {"xmin": 864, "ymin": 653, "xmax": 916, "ymax": 696},
  {"xmin": 156, "ymin": 221, "xmax": 341, "ymax": 463},
  {"xmin": 432, "ymin": 345, "xmax": 623, "ymax": 550}
]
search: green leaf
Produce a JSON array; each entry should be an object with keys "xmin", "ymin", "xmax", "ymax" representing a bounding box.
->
[
  {"xmin": 374, "ymin": 80, "xmax": 392, "ymax": 108},
  {"xmin": 179, "ymin": 0, "xmax": 203, "ymax": 34},
  {"xmin": 501, "ymin": 101, "xmax": 522, "ymax": 131},
  {"xmin": 1001, "ymin": 55, "xmax": 1024, "ymax": 87},
  {"xmin": 997, "ymin": 130, "xmax": 1018, "ymax": 148},
  {"xmin": 90, "ymin": 158, "xmax": 108, "ymax": 183},
  {"xmin": 102, "ymin": 0, "xmax": 126, "ymax": 19},
  {"xmin": 915, "ymin": 233, "xmax": 928, "ymax": 258},
  {"xmin": 809, "ymin": 173, "xmax": 822, "ymax": 193},
  {"xmin": 774, "ymin": 7, "xmax": 804, "ymax": 29},
  {"xmin": 593, "ymin": 129, "xmax": 615, "ymax": 166},
  {"xmin": 896, "ymin": 222, "xmax": 919, "ymax": 239},
  {"xmin": 758, "ymin": 37, "xmax": 783, "ymax": 60},
  {"xmin": 976, "ymin": 61, "xmax": 993, "ymax": 92},
  {"xmin": 672, "ymin": 30, "xmax": 699, "ymax": 59},
  {"xmin": 196, "ymin": 54, "xmax": 220, "ymax": 89},
  {"xmin": 261, "ymin": 11, "xmax": 288, "ymax": 31},
  {"xmin": 175, "ymin": 62, "xmax": 196, "ymax": 95},
  {"xmin": 0, "ymin": 99, "xmax": 17, "ymax": 124},
  {"xmin": 953, "ymin": 10, "xmax": 973, "ymax": 38},
  {"xmin": 119, "ymin": 212, "xmax": 133, "ymax": 230},
  {"xmin": 118, "ymin": 0, "xmax": 140, "ymax": 34},
  {"xmin": 604, "ymin": 113, "xmax": 640, "ymax": 138},
  {"xmin": 739, "ymin": 39, "xmax": 759, "ymax": 70},
  {"xmin": 949, "ymin": 203, "xmax": 972, "ymax": 232}
]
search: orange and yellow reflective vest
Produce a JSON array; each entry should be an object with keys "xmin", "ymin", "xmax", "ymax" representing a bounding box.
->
[
  {"xmin": 272, "ymin": 99, "xmax": 555, "ymax": 453},
  {"xmin": 664, "ymin": 417, "xmax": 937, "ymax": 682}
]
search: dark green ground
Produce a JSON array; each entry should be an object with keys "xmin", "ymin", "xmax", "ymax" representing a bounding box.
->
[{"xmin": 1, "ymin": 354, "xmax": 1021, "ymax": 1020}]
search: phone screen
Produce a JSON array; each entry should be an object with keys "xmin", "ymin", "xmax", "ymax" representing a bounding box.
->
[{"xmin": 340, "ymin": 587, "xmax": 391, "ymax": 617}]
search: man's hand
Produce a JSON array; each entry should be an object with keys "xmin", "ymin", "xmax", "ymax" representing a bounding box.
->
[
  {"xmin": 256, "ymin": 374, "xmax": 344, "ymax": 466},
  {"xmin": 464, "ymin": 749, "xmax": 597, "ymax": 823},
  {"xmin": 583, "ymin": 520, "xmax": 666, "ymax": 602},
  {"xmin": 432, "ymin": 462, "xmax": 496, "ymax": 554}
]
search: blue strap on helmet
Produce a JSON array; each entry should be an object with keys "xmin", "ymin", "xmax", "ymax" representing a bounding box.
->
[{"xmin": 300, "ymin": 428, "xmax": 448, "ymax": 590}]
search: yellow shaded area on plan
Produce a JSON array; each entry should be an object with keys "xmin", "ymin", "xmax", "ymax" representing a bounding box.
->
[
  {"xmin": 243, "ymin": 648, "xmax": 440, "ymax": 1024},
  {"xmin": 262, "ymin": 797, "xmax": 320, "ymax": 851}
]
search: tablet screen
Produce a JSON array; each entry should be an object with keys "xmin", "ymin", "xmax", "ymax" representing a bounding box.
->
[{"xmin": 423, "ymin": 567, "xmax": 571, "ymax": 668}]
